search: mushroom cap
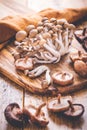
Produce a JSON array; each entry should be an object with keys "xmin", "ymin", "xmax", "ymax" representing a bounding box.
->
[
  {"xmin": 16, "ymin": 30, "xmax": 27, "ymax": 42},
  {"xmin": 52, "ymin": 72, "xmax": 74, "ymax": 86},
  {"xmin": 47, "ymin": 96, "xmax": 72, "ymax": 112},
  {"xmin": 70, "ymin": 51, "xmax": 87, "ymax": 62},
  {"xmin": 29, "ymin": 29, "xmax": 38, "ymax": 38},
  {"xmin": 25, "ymin": 104, "xmax": 49, "ymax": 127},
  {"xmin": 74, "ymin": 60, "xmax": 87, "ymax": 77},
  {"xmin": 25, "ymin": 25, "xmax": 35, "ymax": 32},
  {"xmin": 42, "ymin": 17, "xmax": 48, "ymax": 22},
  {"xmin": 42, "ymin": 33, "xmax": 51, "ymax": 39},
  {"xmin": 64, "ymin": 103, "xmax": 85, "ymax": 118},
  {"xmin": 4, "ymin": 103, "xmax": 29, "ymax": 128},
  {"xmin": 57, "ymin": 19, "xmax": 67, "ymax": 25},
  {"xmin": 15, "ymin": 58, "xmax": 33, "ymax": 70}
]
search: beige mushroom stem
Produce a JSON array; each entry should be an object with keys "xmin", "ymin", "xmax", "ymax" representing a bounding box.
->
[
  {"xmin": 53, "ymin": 34, "xmax": 65, "ymax": 56},
  {"xmin": 35, "ymin": 103, "xmax": 46, "ymax": 116},
  {"xmin": 68, "ymin": 24, "xmax": 75, "ymax": 43},
  {"xmin": 58, "ymin": 94, "xmax": 61, "ymax": 103},
  {"xmin": 45, "ymin": 69, "xmax": 52, "ymax": 85},
  {"xmin": 28, "ymin": 65, "xmax": 50, "ymax": 78},
  {"xmin": 62, "ymin": 72, "xmax": 67, "ymax": 78},
  {"xmin": 68, "ymin": 100, "xmax": 75, "ymax": 112},
  {"xmin": 63, "ymin": 31, "xmax": 69, "ymax": 54},
  {"xmin": 43, "ymin": 43, "xmax": 60, "ymax": 58},
  {"xmin": 34, "ymin": 57, "xmax": 57, "ymax": 64}
]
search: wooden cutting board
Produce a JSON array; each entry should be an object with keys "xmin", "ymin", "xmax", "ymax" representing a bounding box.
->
[{"xmin": 0, "ymin": 38, "xmax": 87, "ymax": 95}]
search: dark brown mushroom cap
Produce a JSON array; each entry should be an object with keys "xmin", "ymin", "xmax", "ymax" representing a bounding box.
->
[
  {"xmin": 24, "ymin": 103, "xmax": 49, "ymax": 127},
  {"xmin": 4, "ymin": 103, "xmax": 29, "ymax": 128},
  {"xmin": 52, "ymin": 72, "xmax": 74, "ymax": 86},
  {"xmin": 47, "ymin": 96, "xmax": 72, "ymax": 112},
  {"xmin": 15, "ymin": 57, "xmax": 33, "ymax": 70},
  {"xmin": 64, "ymin": 103, "xmax": 85, "ymax": 118}
]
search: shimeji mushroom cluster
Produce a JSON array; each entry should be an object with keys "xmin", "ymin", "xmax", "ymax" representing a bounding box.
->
[{"xmin": 13, "ymin": 17, "xmax": 75, "ymax": 85}]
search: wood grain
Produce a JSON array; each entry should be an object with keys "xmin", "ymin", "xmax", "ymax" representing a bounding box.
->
[
  {"xmin": 0, "ymin": 0, "xmax": 87, "ymax": 130},
  {"xmin": 0, "ymin": 74, "xmax": 23, "ymax": 130}
]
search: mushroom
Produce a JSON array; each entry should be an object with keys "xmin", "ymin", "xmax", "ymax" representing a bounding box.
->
[
  {"xmin": 74, "ymin": 30, "xmax": 85, "ymax": 43},
  {"xmin": 50, "ymin": 18, "xmax": 57, "ymax": 24},
  {"xmin": 42, "ymin": 17, "xmax": 48, "ymax": 22},
  {"xmin": 4, "ymin": 103, "xmax": 29, "ymax": 128},
  {"xmin": 52, "ymin": 71, "xmax": 74, "ymax": 86},
  {"xmin": 28, "ymin": 65, "xmax": 48, "ymax": 78},
  {"xmin": 15, "ymin": 57, "xmax": 33, "ymax": 70},
  {"xmin": 47, "ymin": 94, "xmax": 72, "ymax": 112},
  {"xmin": 52, "ymin": 33, "xmax": 65, "ymax": 56},
  {"xmin": 57, "ymin": 19, "xmax": 67, "ymax": 25},
  {"xmin": 24, "ymin": 103, "xmax": 49, "ymax": 127},
  {"xmin": 29, "ymin": 29, "xmax": 38, "ymax": 38},
  {"xmin": 16, "ymin": 30, "xmax": 27, "ymax": 42},
  {"xmin": 74, "ymin": 60, "xmax": 87, "ymax": 77},
  {"xmin": 64, "ymin": 100, "xmax": 85, "ymax": 118},
  {"xmin": 25, "ymin": 25, "xmax": 35, "ymax": 33},
  {"xmin": 74, "ymin": 28, "xmax": 87, "ymax": 51},
  {"xmin": 13, "ymin": 52, "xmax": 20, "ymax": 60},
  {"xmin": 70, "ymin": 51, "xmax": 87, "ymax": 62}
]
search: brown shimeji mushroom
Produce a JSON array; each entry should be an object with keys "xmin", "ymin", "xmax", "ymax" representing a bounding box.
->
[
  {"xmin": 15, "ymin": 57, "xmax": 33, "ymax": 71},
  {"xmin": 64, "ymin": 100, "xmax": 85, "ymax": 118},
  {"xmin": 47, "ymin": 94, "xmax": 72, "ymax": 112},
  {"xmin": 4, "ymin": 103, "xmax": 29, "ymax": 128},
  {"xmin": 24, "ymin": 103, "xmax": 49, "ymax": 127},
  {"xmin": 52, "ymin": 71, "xmax": 74, "ymax": 86}
]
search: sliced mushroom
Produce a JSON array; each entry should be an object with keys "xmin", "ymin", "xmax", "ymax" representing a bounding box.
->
[
  {"xmin": 16, "ymin": 30, "xmax": 27, "ymax": 42},
  {"xmin": 74, "ymin": 60, "xmax": 87, "ymax": 77},
  {"xmin": 47, "ymin": 94, "xmax": 72, "ymax": 112},
  {"xmin": 24, "ymin": 103, "xmax": 49, "ymax": 127},
  {"xmin": 15, "ymin": 57, "xmax": 33, "ymax": 70},
  {"xmin": 52, "ymin": 71, "xmax": 74, "ymax": 86},
  {"xmin": 64, "ymin": 100, "xmax": 85, "ymax": 118},
  {"xmin": 4, "ymin": 103, "xmax": 29, "ymax": 128}
]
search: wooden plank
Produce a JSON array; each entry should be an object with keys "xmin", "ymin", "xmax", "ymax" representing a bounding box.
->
[{"xmin": 0, "ymin": 74, "xmax": 24, "ymax": 130}]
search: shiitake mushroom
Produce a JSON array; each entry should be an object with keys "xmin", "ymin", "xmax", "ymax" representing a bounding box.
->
[
  {"xmin": 47, "ymin": 94, "xmax": 72, "ymax": 112},
  {"xmin": 74, "ymin": 60, "xmax": 87, "ymax": 77},
  {"xmin": 4, "ymin": 103, "xmax": 29, "ymax": 128},
  {"xmin": 15, "ymin": 57, "xmax": 33, "ymax": 71},
  {"xmin": 52, "ymin": 72, "xmax": 74, "ymax": 86},
  {"xmin": 63, "ymin": 100, "xmax": 85, "ymax": 119},
  {"xmin": 24, "ymin": 103, "xmax": 49, "ymax": 127}
]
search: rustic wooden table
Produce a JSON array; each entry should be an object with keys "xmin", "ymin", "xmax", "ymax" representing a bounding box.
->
[{"xmin": 0, "ymin": 0, "xmax": 87, "ymax": 130}]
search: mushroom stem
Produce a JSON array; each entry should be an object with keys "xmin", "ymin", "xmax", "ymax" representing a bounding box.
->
[
  {"xmin": 78, "ymin": 51, "xmax": 81, "ymax": 57},
  {"xmin": 68, "ymin": 100, "xmax": 75, "ymax": 112},
  {"xmin": 82, "ymin": 28, "xmax": 87, "ymax": 36},
  {"xmin": 35, "ymin": 103, "xmax": 46, "ymax": 116},
  {"xmin": 58, "ymin": 94, "xmax": 61, "ymax": 103},
  {"xmin": 62, "ymin": 72, "xmax": 66, "ymax": 79},
  {"xmin": 43, "ymin": 43, "xmax": 60, "ymax": 57}
]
